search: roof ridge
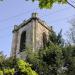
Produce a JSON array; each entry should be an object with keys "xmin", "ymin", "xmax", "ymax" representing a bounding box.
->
[{"xmin": 13, "ymin": 13, "xmax": 52, "ymax": 32}]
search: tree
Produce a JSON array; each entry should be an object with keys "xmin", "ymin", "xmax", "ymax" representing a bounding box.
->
[
  {"xmin": 0, "ymin": 58, "xmax": 38, "ymax": 75},
  {"xmin": 63, "ymin": 45, "xmax": 75, "ymax": 75},
  {"xmin": 26, "ymin": 0, "xmax": 67, "ymax": 8},
  {"xmin": 40, "ymin": 44, "xmax": 64, "ymax": 75},
  {"xmin": 24, "ymin": 29, "xmax": 65, "ymax": 75},
  {"xmin": 68, "ymin": 21, "xmax": 75, "ymax": 44},
  {"xmin": 26, "ymin": 0, "xmax": 75, "ymax": 9},
  {"xmin": 47, "ymin": 29, "xmax": 64, "ymax": 46},
  {"xmin": 4, "ymin": 56, "xmax": 18, "ymax": 68},
  {"xmin": 0, "ymin": 70, "xmax": 3, "ymax": 75},
  {"xmin": 15, "ymin": 59, "xmax": 38, "ymax": 75},
  {"xmin": 0, "ymin": 51, "xmax": 6, "ymax": 69},
  {"xmin": 1, "ymin": 0, "xmax": 75, "ymax": 9},
  {"xmin": 25, "ymin": 44, "xmax": 65, "ymax": 75}
]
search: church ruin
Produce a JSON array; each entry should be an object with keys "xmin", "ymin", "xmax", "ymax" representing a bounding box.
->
[{"xmin": 11, "ymin": 13, "xmax": 52, "ymax": 58}]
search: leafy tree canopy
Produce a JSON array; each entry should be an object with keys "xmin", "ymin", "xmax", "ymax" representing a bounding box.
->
[
  {"xmin": 27, "ymin": 0, "xmax": 67, "ymax": 8},
  {"xmin": 16, "ymin": 59, "xmax": 38, "ymax": 75}
]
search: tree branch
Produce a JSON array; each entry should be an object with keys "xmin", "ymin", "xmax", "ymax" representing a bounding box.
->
[{"xmin": 67, "ymin": 1, "xmax": 75, "ymax": 9}]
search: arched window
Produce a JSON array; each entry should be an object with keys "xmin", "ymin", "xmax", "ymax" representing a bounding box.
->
[
  {"xmin": 43, "ymin": 32, "xmax": 47, "ymax": 48},
  {"xmin": 20, "ymin": 31, "xmax": 26, "ymax": 52}
]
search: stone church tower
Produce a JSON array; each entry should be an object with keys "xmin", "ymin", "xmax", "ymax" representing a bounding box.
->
[{"xmin": 11, "ymin": 13, "xmax": 52, "ymax": 58}]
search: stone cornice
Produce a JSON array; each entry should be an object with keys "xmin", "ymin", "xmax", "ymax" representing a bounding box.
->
[{"xmin": 12, "ymin": 16, "xmax": 52, "ymax": 33}]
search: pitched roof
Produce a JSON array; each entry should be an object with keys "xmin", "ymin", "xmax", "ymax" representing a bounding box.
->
[{"xmin": 13, "ymin": 13, "xmax": 52, "ymax": 32}]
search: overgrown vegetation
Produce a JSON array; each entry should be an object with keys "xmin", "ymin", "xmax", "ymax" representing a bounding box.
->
[
  {"xmin": 0, "ymin": 52, "xmax": 38, "ymax": 75},
  {"xmin": 0, "ymin": 29, "xmax": 75, "ymax": 75},
  {"xmin": 24, "ymin": 30, "xmax": 75, "ymax": 75},
  {"xmin": 27, "ymin": 0, "xmax": 67, "ymax": 8}
]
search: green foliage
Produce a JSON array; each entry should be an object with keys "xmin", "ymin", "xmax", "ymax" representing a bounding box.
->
[
  {"xmin": 24, "ymin": 29, "xmax": 73, "ymax": 75},
  {"xmin": 0, "ymin": 59, "xmax": 38, "ymax": 75},
  {"xmin": 0, "ymin": 70, "xmax": 3, "ymax": 75},
  {"xmin": 4, "ymin": 57, "xmax": 19, "ymax": 68},
  {"xmin": 68, "ymin": 24, "xmax": 75, "ymax": 44},
  {"xmin": 47, "ymin": 29, "xmax": 64, "ymax": 46},
  {"xmin": 3, "ymin": 57, "xmax": 14, "ymax": 68},
  {"xmin": 0, "ymin": 51, "xmax": 6, "ymax": 69},
  {"xmin": 16, "ymin": 59, "xmax": 38, "ymax": 75},
  {"xmin": 24, "ymin": 30, "xmax": 65, "ymax": 75},
  {"xmin": 40, "ymin": 44, "xmax": 63, "ymax": 75},
  {"xmin": 1, "ymin": 0, "xmax": 67, "ymax": 8},
  {"xmin": 63, "ymin": 45, "xmax": 75, "ymax": 75},
  {"xmin": 48, "ymin": 30, "xmax": 57, "ymax": 44},
  {"xmin": 26, "ymin": 0, "xmax": 67, "ymax": 8},
  {"xmin": 43, "ymin": 44, "xmax": 63, "ymax": 65},
  {"xmin": 25, "ymin": 45, "xmax": 74, "ymax": 75},
  {"xmin": 4, "ymin": 68, "xmax": 15, "ymax": 75},
  {"xmin": 25, "ymin": 44, "xmax": 64, "ymax": 75},
  {"xmin": 25, "ymin": 49, "xmax": 40, "ymax": 66},
  {"xmin": 0, "ymin": 26, "xmax": 75, "ymax": 75}
]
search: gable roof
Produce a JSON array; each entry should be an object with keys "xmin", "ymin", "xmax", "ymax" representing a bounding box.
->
[{"xmin": 13, "ymin": 13, "xmax": 52, "ymax": 32}]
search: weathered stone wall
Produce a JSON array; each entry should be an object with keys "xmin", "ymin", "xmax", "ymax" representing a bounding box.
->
[
  {"xmin": 11, "ymin": 31, "xmax": 18, "ymax": 57},
  {"xmin": 11, "ymin": 21, "xmax": 33, "ymax": 57},
  {"xmin": 35, "ymin": 21, "xmax": 50, "ymax": 50},
  {"xmin": 11, "ymin": 13, "xmax": 52, "ymax": 59}
]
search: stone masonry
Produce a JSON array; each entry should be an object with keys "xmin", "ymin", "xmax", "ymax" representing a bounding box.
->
[{"xmin": 11, "ymin": 13, "xmax": 52, "ymax": 59}]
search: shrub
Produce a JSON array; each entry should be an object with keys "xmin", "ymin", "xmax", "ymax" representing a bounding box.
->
[
  {"xmin": 0, "ymin": 70, "xmax": 3, "ymax": 75},
  {"xmin": 16, "ymin": 59, "xmax": 38, "ymax": 75},
  {"xmin": 4, "ymin": 68, "xmax": 15, "ymax": 75}
]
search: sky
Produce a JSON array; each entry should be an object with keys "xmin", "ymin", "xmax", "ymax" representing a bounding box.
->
[{"xmin": 0, "ymin": 0, "xmax": 75, "ymax": 57}]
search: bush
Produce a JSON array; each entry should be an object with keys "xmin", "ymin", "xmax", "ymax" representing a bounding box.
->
[
  {"xmin": 0, "ymin": 59, "xmax": 38, "ymax": 75},
  {"xmin": 4, "ymin": 68, "xmax": 15, "ymax": 75},
  {"xmin": 16, "ymin": 59, "xmax": 38, "ymax": 75},
  {"xmin": 0, "ymin": 70, "xmax": 3, "ymax": 75}
]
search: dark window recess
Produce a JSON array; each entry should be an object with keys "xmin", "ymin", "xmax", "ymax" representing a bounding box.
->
[
  {"xmin": 20, "ymin": 31, "xmax": 26, "ymax": 52},
  {"xmin": 43, "ymin": 32, "xmax": 47, "ymax": 48}
]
